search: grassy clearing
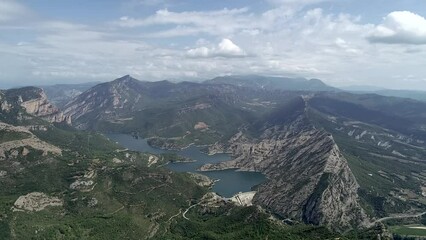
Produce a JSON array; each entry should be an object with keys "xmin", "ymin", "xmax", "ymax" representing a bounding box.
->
[{"xmin": 391, "ymin": 225, "xmax": 426, "ymax": 237}]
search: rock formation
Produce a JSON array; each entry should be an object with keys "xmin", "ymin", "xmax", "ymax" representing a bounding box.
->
[
  {"xmin": 18, "ymin": 88, "xmax": 71, "ymax": 124},
  {"xmin": 201, "ymin": 114, "xmax": 370, "ymax": 231},
  {"xmin": 1, "ymin": 87, "xmax": 70, "ymax": 124},
  {"xmin": 13, "ymin": 192, "xmax": 63, "ymax": 212},
  {"xmin": 0, "ymin": 122, "xmax": 62, "ymax": 160}
]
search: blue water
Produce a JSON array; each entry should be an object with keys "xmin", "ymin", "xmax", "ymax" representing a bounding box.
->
[{"xmin": 106, "ymin": 133, "xmax": 266, "ymax": 197}]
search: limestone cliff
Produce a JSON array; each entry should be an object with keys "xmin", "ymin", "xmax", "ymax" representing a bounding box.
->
[
  {"xmin": 201, "ymin": 115, "xmax": 370, "ymax": 231},
  {"xmin": 18, "ymin": 88, "xmax": 71, "ymax": 124},
  {"xmin": 2, "ymin": 87, "xmax": 70, "ymax": 124}
]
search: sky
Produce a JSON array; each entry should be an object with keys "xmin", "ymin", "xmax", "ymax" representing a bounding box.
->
[{"xmin": 1, "ymin": 0, "xmax": 426, "ymax": 90}]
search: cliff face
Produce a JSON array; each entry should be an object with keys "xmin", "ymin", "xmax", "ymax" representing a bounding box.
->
[
  {"xmin": 19, "ymin": 89, "xmax": 71, "ymax": 124},
  {"xmin": 202, "ymin": 115, "xmax": 369, "ymax": 231},
  {"xmin": 0, "ymin": 92, "xmax": 11, "ymax": 112},
  {"xmin": 1, "ymin": 87, "xmax": 70, "ymax": 124}
]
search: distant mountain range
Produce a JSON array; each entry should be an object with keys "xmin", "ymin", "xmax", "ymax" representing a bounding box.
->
[
  {"xmin": 206, "ymin": 75, "xmax": 338, "ymax": 91},
  {"xmin": 341, "ymin": 85, "xmax": 426, "ymax": 102},
  {"xmin": 39, "ymin": 82, "xmax": 101, "ymax": 108},
  {"xmin": 38, "ymin": 76, "xmax": 426, "ymax": 104}
]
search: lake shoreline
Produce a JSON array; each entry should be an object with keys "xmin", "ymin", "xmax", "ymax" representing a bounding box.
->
[{"xmin": 105, "ymin": 133, "xmax": 266, "ymax": 198}]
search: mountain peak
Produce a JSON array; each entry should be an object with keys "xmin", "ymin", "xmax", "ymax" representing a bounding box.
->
[
  {"xmin": 308, "ymin": 78, "xmax": 327, "ymax": 86},
  {"xmin": 113, "ymin": 74, "xmax": 140, "ymax": 84}
]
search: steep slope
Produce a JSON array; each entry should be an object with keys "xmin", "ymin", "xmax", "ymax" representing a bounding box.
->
[
  {"xmin": 62, "ymin": 75, "xmax": 147, "ymax": 129},
  {"xmin": 41, "ymin": 82, "xmax": 100, "ymax": 109},
  {"xmin": 206, "ymin": 75, "xmax": 337, "ymax": 91},
  {"xmin": 62, "ymin": 75, "xmax": 283, "ymax": 147},
  {"xmin": 63, "ymin": 75, "xmax": 209, "ymax": 130},
  {"xmin": 202, "ymin": 92, "xmax": 426, "ymax": 228},
  {"xmin": 201, "ymin": 97, "xmax": 369, "ymax": 231},
  {"xmin": 310, "ymin": 92, "xmax": 426, "ymax": 140},
  {"xmin": 307, "ymin": 94, "xmax": 426, "ymax": 218},
  {"xmin": 2, "ymin": 87, "xmax": 70, "ymax": 124}
]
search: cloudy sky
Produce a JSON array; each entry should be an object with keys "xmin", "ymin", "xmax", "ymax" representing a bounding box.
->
[{"xmin": 1, "ymin": 0, "xmax": 426, "ymax": 89}]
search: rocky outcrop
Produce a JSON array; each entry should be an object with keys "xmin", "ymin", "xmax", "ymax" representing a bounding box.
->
[
  {"xmin": 200, "ymin": 115, "xmax": 370, "ymax": 231},
  {"xmin": 0, "ymin": 122, "xmax": 33, "ymax": 134},
  {"xmin": 19, "ymin": 88, "xmax": 71, "ymax": 124},
  {"xmin": 13, "ymin": 192, "xmax": 63, "ymax": 212},
  {"xmin": 0, "ymin": 121, "xmax": 62, "ymax": 160},
  {"xmin": 0, "ymin": 137, "xmax": 62, "ymax": 160},
  {"xmin": 229, "ymin": 191, "xmax": 256, "ymax": 206},
  {"xmin": 0, "ymin": 100, "xmax": 12, "ymax": 112},
  {"xmin": 194, "ymin": 121, "xmax": 209, "ymax": 130},
  {"xmin": 70, "ymin": 169, "xmax": 97, "ymax": 192},
  {"xmin": 188, "ymin": 172, "xmax": 215, "ymax": 187},
  {"xmin": 1, "ymin": 87, "xmax": 70, "ymax": 124}
]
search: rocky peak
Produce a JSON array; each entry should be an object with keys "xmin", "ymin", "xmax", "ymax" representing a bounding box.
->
[{"xmin": 111, "ymin": 75, "xmax": 141, "ymax": 86}]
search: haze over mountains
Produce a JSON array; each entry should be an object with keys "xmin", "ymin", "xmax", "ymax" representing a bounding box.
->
[
  {"xmin": 31, "ymin": 76, "xmax": 426, "ymax": 113},
  {"xmin": 341, "ymin": 86, "xmax": 426, "ymax": 102}
]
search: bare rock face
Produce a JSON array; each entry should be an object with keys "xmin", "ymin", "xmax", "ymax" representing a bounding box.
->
[
  {"xmin": 0, "ymin": 137, "xmax": 62, "ymax": 160},
  {"xmin": 194, "ymin": 121, "xmax": 209, "ymax": 130},
  {"xmin": 0, "ymin": 122, "xmax": 62, "ymax": 160},
  {"xmin": 13, "ymin": 192, "xmax": 63, "ymax": 212},
  {"xmin": 188, "ymin": 172, "xmax": 215, "ymax": 187},
  {"xmin": 201, "ymin": 115, "xmax": 370, "ymax": 231},
  {"xmin": 0, "ymin": 100, "xmax": 12, "ymax": 112},
  {"xmin": 1, "ymin": 87, "xmax": 70, "ymax": 124},
  {"xmin": 0, "ymin": 91, "xmax": 12, "ymax": 113},
  {"xmin": 18, "ymin": 88, "xmax": 71, "ymax": 124}
]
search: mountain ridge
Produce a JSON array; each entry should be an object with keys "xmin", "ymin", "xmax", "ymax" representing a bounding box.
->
[
  {"xmin": 205, "ymin": 75, "xmax": 337, "ymax": 91},
  {"xmin": 201, "ymin": 97, "xmax": 370, "ymax": 231},
  {"xmin": 41, "ymin": 74, "xmax": 426, "ymax": 232}
]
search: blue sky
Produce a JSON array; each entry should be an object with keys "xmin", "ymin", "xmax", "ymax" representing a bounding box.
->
[{"xmin": 1, "ymin": 0, "xmax": 426, "ymax": 89}]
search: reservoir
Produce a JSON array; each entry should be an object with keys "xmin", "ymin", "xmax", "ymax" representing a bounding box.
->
[{"xmin": 106, "ymin": 133, "xmax": 266, "ymax": 197}]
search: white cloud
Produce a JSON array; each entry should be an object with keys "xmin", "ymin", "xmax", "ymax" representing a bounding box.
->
[
  {"xmin": 266, "ymin": 0, "xmax": 333, "ymax": 13},
  {"xmin": 0, "ymin": 0, "xmax": 30, "ymax": 23},
  {"xmin": 187, "ymin": 46, "xmax": 210, "ymax": 58},
  {"xmin": 2, "ymin": 2, "xmax": 426, "ymax": 90},
  {"xmin": 137, "ymin": 0, "xmax": 167, "ymax": 6},
  {"xmin": 368, "ymin": 11, "xmax": 426, "ymax": 45},
  {"xmin": 187, "ymin": 39, "xmax": 246, "ymax": 58},
  {"xmin": 267, "ymin": 0, "xmax": 329, "ymax": 7},
  {"xmin": 114, "ymin": 8, "xmax": 266, "ymax": 37},
  {"xmin": 218, "ymin": 39, "xmax": 246, "ymax": 56},
  {"xmin": 116, "ymin": 8, "xmax": 249, "ymax": 27}
]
